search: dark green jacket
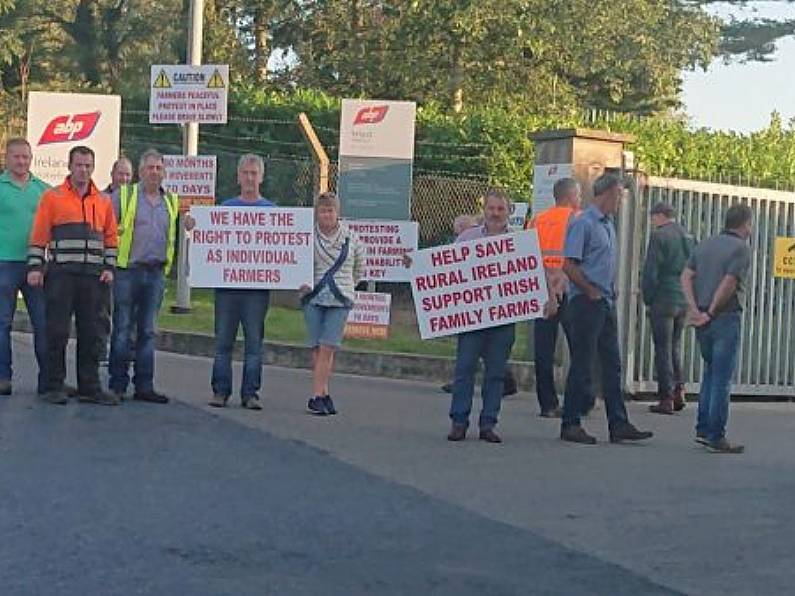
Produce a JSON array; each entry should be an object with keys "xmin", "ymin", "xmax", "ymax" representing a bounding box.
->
[{"xmin": 641, "ymin": 221, "xmax": 693, "ymax": 307}]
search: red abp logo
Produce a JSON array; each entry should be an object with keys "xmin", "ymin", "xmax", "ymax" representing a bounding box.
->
[
  {"xmin": 38, "ymin": 111, "xmax": 101, "ymax": 145},
  {"xmin": 353, "ymin": 105, "xmax": 389, "ymax": 126}
]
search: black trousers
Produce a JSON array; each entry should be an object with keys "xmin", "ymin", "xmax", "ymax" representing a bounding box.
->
[
  {"xmin": 44, "ymin": 271, "xmax": 103, "ymax": 394},
  {"xmin": 96, "ymin": 282, "xmax": 112, "ymax": 361},
  {"xmin": 649, "ymin": 303, "xmax": 686, "ymax": 397}
]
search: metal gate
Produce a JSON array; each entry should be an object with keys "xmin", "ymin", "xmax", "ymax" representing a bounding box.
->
[{"xmin": 617, "ymin": 175, "xmax": 795, "ymax": 397}]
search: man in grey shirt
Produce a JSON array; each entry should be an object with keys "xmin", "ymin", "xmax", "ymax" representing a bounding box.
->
[
  {"xmin": 681, "ymin": 203, "xmax": 752, "ymax": 454},
  {"xmin": 560, "ymin": 173, "xmax": 653, "ymax": 445}
]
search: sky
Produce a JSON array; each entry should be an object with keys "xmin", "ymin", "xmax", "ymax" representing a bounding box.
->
[{"xmin": 682, "ymin": 1, "xmax": 795, "ymax": 132}]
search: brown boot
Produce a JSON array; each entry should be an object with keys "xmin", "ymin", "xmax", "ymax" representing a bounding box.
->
[
  {"xmin": 672, "ymin": 384, "xmax": 686, "ymax": 411},
  {"xmin": 649, "ymin": 398, "xmax": 675, "ymax": 415},
  {"xmin": 447, "ymin": 423, "xmax": 467, "ymax": 442}
]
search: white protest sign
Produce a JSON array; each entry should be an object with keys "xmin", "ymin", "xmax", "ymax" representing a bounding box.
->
[
  {"xmin": 533, "ymin": 163, "xmax": 573, "ymax": 214},
  {"xmin": 26, "ymin": 92, "xmax": 121, "ymax": 189},
  {"xmin": 150, "ymin": 65, "xmax": 228, "ymax": 124},
  {"xmin": 409, "ymin": 231, "xmax": 548, "ymax": 340},
  {"xmin": 346, "ymin": 220, "xmax": 418, "ymax": 282},
  {"xmin": 188, "ymin": 206, "xmax": 314, "ymax": 289},
  {"xmin": 163, "ymin": 155, "xmax": 217, "ymax": 212},
  {"xmin": 344, "ymin": 292, "xmax": 392, "ymax": 340},
  {"xmin": 510, "ymin": 202, "xmax": 529, "ymax": 230}
]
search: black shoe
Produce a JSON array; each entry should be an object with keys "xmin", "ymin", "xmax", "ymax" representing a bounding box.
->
[
  {"xmin": 706, "ymin": 438, "xmax": 744, "ymax": 454},
  {"xmin": 133, "ymin": 390, "xmax": 169, "ymax": 404},
  {"xmin": 479, "ymin": 428, "xmax": 503, "ymax": 443},
  {"xmin": 560, "ymin": 425, "xmax": 597, "ymax": 445},
  {"xmin": 322, "ymin": 395, "xmax": 337, "ymax": 415},
  {"xmin": 609, "ymin": 422, "xmax": 653, "ymax": 443},
  {"xmin": 307, "ymin": 396, "xmax": 327, "ymax": 416},
  {"xmin": 41, "ymin": 391, "xmax": 68, "ymax": 405},
  {"xmin": 694, "ymin": 432, "xmax": 709, "ymax": 446},
  {"xmin": 441, "ymin": 382, "xmax": 453, "ymax": 393},
  {"xmin": 447, "ymin": 423, "xmax": 467, "ymax": 441},
  {"xmin": 79, "ymin": 391, "xmax": 120, "ymax": 406}
]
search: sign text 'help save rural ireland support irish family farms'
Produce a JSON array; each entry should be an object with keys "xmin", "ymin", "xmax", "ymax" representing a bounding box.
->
[
  {"xmin": 187, "ymin": 207, "xmax": 314, "ymax": 290},
  {"xmin": 409, "ymin": 231, "xmax": 548, "ymax": 340}
]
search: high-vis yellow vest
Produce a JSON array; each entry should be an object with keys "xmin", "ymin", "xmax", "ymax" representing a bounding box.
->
[{"xmin": 117, "ymin": 184, "xmax": 179, "ymax": 274}]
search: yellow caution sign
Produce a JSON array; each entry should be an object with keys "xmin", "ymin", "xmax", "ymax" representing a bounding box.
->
[
  {"xmin": 207, "ymin": 69, "xmax": 226, "ymax": 89},
  {"xmin": 153, "ymin": 69, "xmax": 171, "ymax": 88},
  {"xmin": 773, "ymin": 237, "xmax": 795, "ymax": 278}
]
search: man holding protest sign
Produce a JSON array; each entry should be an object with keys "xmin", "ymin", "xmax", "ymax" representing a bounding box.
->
[
  {"xmin": 186, "ymin": 154, "xmax": 276, "ymax": 410},
  {"xmin": 560, "ymin": 174, "xmax": 653, "ymax": 444}
]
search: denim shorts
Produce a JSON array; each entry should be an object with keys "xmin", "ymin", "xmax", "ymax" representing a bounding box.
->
[{"xmin": 304, "ymin": 303, "xmax": 351, "ymax": 349}]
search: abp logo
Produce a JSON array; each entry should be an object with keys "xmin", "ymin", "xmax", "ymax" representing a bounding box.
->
[
  {"xmin": 353, "ymin": 105, "xmax": 389, "ymax": 126},
  {"xmin": 38, "ymin": 111, "xmax": 101, "ymax": 145}
]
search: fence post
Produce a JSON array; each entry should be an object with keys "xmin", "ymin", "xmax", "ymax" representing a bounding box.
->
[{"xmin": 297, "ymin": 113, "xmax": 329, "ymax": 196}]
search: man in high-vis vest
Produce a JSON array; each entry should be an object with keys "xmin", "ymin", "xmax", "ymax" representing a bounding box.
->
[
  {"xmin": 27, "ymin": 145, "xmax": 118, "ymax": 405},
  {"xmin": 108, "ymin": 149, "xmax": 178, "ymax": 404},
  {"xmin": 527, "ymin": 178, "xmax": 582, "ymax": 418}
]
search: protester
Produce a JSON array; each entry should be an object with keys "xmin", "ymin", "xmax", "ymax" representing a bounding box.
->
[
  {"xmin": 0, "ymin": 138, "xmax": 49, "ymax": 396},
  {"xmin": 204, "ymin": 154, "xmax": 275, "ymax": 410},
  {"xmin": 440, "ymin": 211, "xmax": 517, "ymax": 398},
  {"xmin": 445, "ymin": 188, "xmax": 516, "ymax": 444},
  {"xmin": 642, "ymin": 201, "xmax": 692, "ymax": 415},
  {"xmin": 681, "ymin": 204, "xmax": 752, "ymax": 454},
  {"xmin": 560, "ymin": 173, "xmax": 653, "ymax": 444},
  {"xmin": 527, "ymin": 177, "xmax": 581, "ymax": 418},
  {"xmin": 300, "ymin": 191, "xmax": 364, "ymax": 416},
  {"xmin": 97, "ymin": 156, "xmax": 134, "ymax": 366},
  {"xmin": 107, "ymin": 149, "xmax": 178, "ymax": 404},
  {"xmin": 27, "ymin": 146, "xmax": 118, "ymax": 405}
]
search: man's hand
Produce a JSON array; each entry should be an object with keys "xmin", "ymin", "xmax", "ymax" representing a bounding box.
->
[
  {"xmin": 402, "ymin": 253, "xmax": 413, "ymax": 268},
  {"xmin": 99, "ymin": 270, "xmax": 114, "ymax": 284},
  {"xmin": 689, "ymin": 309, "xmax": 710, "ymax": 328},
  {"xmin": 298, "ymin": 283, "xmax": 311, "ymax": 297},
  {"xmin": 27, "ymin": 271, "xmax": 44, "ymax": 287},
  {"xmin": 184, "ymin": 213, "xmax": 196, "ymax": 231}
]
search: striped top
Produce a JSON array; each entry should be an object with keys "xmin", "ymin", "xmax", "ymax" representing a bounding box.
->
[{"xmin": 310, "ymin": 222, "xmax": 365, "ymax": 307}]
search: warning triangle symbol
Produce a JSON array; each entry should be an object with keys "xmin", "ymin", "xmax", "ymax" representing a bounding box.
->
[
  {"xmin": 207, "ymin": 69, "xmax": 225, "ymax": 89},
  {"xmin": 153, "ymin": 69, "xmax": 171, "ymax": 88}
]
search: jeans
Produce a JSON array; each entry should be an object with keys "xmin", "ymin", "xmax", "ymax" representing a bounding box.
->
[
  {"xmin": 696, "ymin": 312, "xmax": 741, "ymax": 442},
  {"xmin": 450, "ymin": 324, "xmax": 515, "ymax": 430},
  {"xmin": 0, "ymin": 261, "xmax": 46, "ymax": 390},
  {"xmin": 211, "ymin": 289, "xmax": 270, "ymax": 399},
  {"xmin": 534, "ymin": 296, "xmax": 578, "ymax": 413},
  {"xmin": 649, "ymin": 303, "xmax": 686, "ymax": 397},
  {"xmin": 109, "ymin": 267, "xmax": 165, "ymax": 394},
  {"xmin": 562, "ymin": 295, "xmax": 629, "ymax": 430},
  {"xmin": 44, "ymin": 270, "xmax": 103, "ymax": 394}
]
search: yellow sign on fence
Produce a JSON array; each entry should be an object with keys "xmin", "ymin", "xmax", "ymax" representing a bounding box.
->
[{"xmin": 773, "ymin": 237, "xmax": 795, "ymax": 278}]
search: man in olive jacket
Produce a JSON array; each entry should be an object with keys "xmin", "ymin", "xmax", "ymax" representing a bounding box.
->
[{"xmin": 642, "ymin": 202, "xmax": 693, "ymax": 414}]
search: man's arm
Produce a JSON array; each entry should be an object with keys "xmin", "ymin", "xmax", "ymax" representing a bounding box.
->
[
  {"xmin": 641, "ymin": 234, "xmax": 660, "ymax": 306},
  {"xmin": 563, "ymin": 258, "xmax": 602, "ymax": 300},
  {"xmin": 706, "ymin": 275, "xmax": 739, "ymax": 317},
  {"xmin": 681, "ymin": 266, "xmax": 708, "ymax": 327}
]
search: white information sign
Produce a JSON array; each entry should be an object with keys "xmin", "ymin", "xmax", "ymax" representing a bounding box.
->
[
  {"xmin": 163, "ymin": 154, "xmax": 217, "ymax": 211},
  {"xmin": 344, "ymin": 292, "xmax": 392, "ymax": 340},
  {"xmin": 510, "ymin": 202, "xmax": 529, "ymax": 230},
  {"xmin": 346, "ymin": 220, "xmax": 418, "ymax": 281},
  {"xmin": 26, "ymin": 91, "xmax": 121, "ymax": 189},
  {"xmin": 339, "ymin": 99, "xmax": 416, "ymax": 160},
  {"xmin": 409, "ymin": 231, "xmax": 548, "ymax": 340},
  {"xmin": 532, "ymin": 163, "xmax": 573, "ymax": 214},
  {"xmin": 188, "ymin": 206, "xmax": 314, "ymax": 289},
  {"xmin": 150, "ymin": 65, "xmax": 229, "ymax": 124}
]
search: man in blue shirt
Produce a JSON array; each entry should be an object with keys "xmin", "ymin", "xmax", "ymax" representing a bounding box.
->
[
  {"xmin": 187, "ymin": 154, "xmax": 275, "ymax": 410},
  {"xmin": 560, "ymin": 173, "xmax": 653, "ymax": 445}
]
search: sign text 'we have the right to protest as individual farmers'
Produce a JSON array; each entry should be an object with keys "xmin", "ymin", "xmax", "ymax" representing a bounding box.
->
[
  {"xmin": 187, "ymin": 206, "xmax": 314, "ymax": 290},
  {"xmin": 409, "ymin": 231, "xmax": 548, "ymax": 340}
]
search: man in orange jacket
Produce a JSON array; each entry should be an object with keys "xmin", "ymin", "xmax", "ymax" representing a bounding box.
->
[
  {"xmin": 527, "ymin": 178, "xmax": 590, "ymax": 417},
  {"xmin": 27, "ymin": 146, "xmax": 119, "ymax": 405}
]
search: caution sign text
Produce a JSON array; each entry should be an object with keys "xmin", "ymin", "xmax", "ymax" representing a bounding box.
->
[
  {"xmin": 150, "ymin": 65, "xmax": 229, "ymax": 124},
  {"xmin": 774, "ymin": 237, "xmax": 795, "ymax": 278}
]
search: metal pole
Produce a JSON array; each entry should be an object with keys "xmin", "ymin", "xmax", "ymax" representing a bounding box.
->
[{"xmin": 172, "ymin": 0, "xmax": 204, "ymax": 314}]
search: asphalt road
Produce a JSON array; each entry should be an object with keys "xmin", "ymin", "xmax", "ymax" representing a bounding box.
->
[{"xmin": 2, "ymin": 333, "xmax": 795, "ymax": 595}]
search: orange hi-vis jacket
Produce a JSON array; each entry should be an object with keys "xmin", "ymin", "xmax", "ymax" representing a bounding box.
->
[
  {"xmin": 28, "ymin": 177, "xmax": 118, "ymax": 274},
  {"xmin": 527, "ymin": 206, "xmax": 576, "ymax": 269}
]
